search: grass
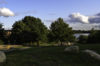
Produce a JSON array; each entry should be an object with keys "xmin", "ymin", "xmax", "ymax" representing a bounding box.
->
[
  {"xmin": 0, "ymin": 44, "xmax": 100, "ymax": 66},
  {"xmin": 0, "ymin": 45, "xmax": 24, "ymax": 50}
]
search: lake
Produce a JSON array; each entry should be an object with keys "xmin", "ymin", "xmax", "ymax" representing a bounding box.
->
[{"xmin": 74, "ymin": 33, "xmax": 90, "ymax": 38}]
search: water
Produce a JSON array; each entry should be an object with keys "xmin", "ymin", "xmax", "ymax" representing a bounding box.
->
[{"xmin": 74, "ymin": 33, "xmax": 90, "ymax": 38}]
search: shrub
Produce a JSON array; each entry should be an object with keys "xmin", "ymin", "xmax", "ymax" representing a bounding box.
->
[{"xmin": 0, "ymin": 40, "xmax": 4, "ymax": 45}]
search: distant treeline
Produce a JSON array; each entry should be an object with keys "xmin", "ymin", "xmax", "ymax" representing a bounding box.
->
[
  {"xmin": 73, "ymin": 30, "xmax": 100, "ymax": 33},
  {"xmin": 78, "ymin": 29, "xmax": 100, "ymax": 44}
]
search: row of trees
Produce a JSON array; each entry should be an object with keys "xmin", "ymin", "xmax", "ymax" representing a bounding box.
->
[
  {"xmin": 0, "ymin": 16, "xmax": 100, "ymax": 45},
  {"xmin": 0, "ymin": 16, "xmax": 75, "ymax": 46},
  {"xmin": 78, "ymin": 29, "xmax": 100, "ymax": 44}
]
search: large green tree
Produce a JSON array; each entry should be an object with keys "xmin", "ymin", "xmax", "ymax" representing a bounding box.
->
[
  {"xmin": 11, "ymin": 16, "xmax": 48, "ymax": 46},
  {"xmin": 48, "ymin": 18, "xmax": 75, "ymax": 46},
  {"xmin": 10, "ymin": 21, "xmax": 29, "ymax": 44}
]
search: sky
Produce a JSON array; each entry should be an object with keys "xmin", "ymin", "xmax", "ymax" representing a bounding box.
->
[{"xmin": 0, "ymin": 0, "xmax": 100, "ymax": 30}]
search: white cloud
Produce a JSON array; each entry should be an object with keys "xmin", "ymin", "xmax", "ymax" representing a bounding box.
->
[
  {"xmin": 68, "ymin": 12, "xmax": 100, "ymax": 24},
  {"xmin": 69, "ymin": 23, "xmax": 100, "ymax": 30},
  {"xmin": 68, "ymin": 13, "xmax": 89, "ymax": 23},
  {"xmin": 0, "ymin": 7, "xmax": 14, "ymax": 17},
  {"xmin": 89, "ymin": 13, "xmax": 100, "ymax": 23},
  {"xmin": 66, "ymin": 13, "xmax": 100, "ymax": 30}
]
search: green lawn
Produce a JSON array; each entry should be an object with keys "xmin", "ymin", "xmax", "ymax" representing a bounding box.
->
[{"xmin": 1, "ymin": 44, "xmax": 100, "ymax": 66}]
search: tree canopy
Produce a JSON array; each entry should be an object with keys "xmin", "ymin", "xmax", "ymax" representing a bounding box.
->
[
  {"xmin": 0, "ymin": 23, "xmax": 5, "ymax": 44},
  {"xmin": 48, "ymin": 18, "xmax": 75, "ymax": 45},
  {"xmin": 11, "ymin": 16, "xmax": 48, "ymax": 46},
  {"xmin": 87, "ymin": 29, "xmax": 100, "ymax": 43}
]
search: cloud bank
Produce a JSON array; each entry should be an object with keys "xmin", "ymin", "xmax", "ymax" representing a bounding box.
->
[
  {"xmin": 0, "ymin": 7, "xmax": 14, "ymax": 17},
  {"xmin": 66, "ymin": 12, "xmax": 100, "ymax": 30},
  {"xmin": 68, "ymin": 13, "xmax": 100, "ymax": 24},
  {"xmin": 68, "ymin": 13, "xmax": 89, "ymax": 23},
  {"xmin": 89, "ymin": 14, "xmax": 100, "ymax": 23}
]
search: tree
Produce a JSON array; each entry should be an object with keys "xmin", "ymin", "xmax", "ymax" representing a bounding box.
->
[
  {"xmin": 10, "ymin": 21, "xmax": 29, "ymax": 44},
  {"xmin": 11, "ymin": 16, "xmax": 48, "ymax": 46},
  {"xmin": 0, "ymin": 23, "xmax": 5, "ymax": 44},
  {"xmin": 0, "ymin": 23, "xmax": 3, "ymax": 28},
  {"xmin": 87, "ymin": 28, "xmax": 100, "ymax": 43},
  {"xmin": 49, "ymin": 18, "xmax": 75, "ymax": 46}
]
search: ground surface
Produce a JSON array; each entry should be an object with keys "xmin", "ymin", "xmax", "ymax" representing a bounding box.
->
[{"xmin": 0, "ymin": 44, "xmax": 100, "ymax": 66}]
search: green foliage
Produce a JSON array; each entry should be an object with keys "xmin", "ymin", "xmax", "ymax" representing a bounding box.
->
[
  {"xmin": 0, "ymin": 40, "xmax": 4, "ymax": 45},
  {"xmin": 78, "ymin": 35, "xmax": 88, "ymax": 44},
  {"xmin": 87, "ymin": 29, "xmax": 100, "ymax": 43},
  {"xmin": 11, "ymin": 16, "xmax": 48, "ymax": 46},
  {"xmin": 0, "ymin": 23, "xmax": 3, "ymax": 29},
  {"xmin": 48, "ymin": 18, "xmax": 75, "ymax": 45},
  {"xmin": 11, "ymin": 21, "xmax": 30, "ymax": 44},
  {"xmin": 0, "ymin": 23, "xmax": 6, "ymax": 44}
]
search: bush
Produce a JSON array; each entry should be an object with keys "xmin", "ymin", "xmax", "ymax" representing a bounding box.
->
[{"xmin": 0, "ymin": 40, "xmax": 4, "ymax": 45}]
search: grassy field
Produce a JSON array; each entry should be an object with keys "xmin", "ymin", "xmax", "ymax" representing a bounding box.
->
[{"xmin": 0, "ymin": 44, "xmax": 100, "ymax": 66}]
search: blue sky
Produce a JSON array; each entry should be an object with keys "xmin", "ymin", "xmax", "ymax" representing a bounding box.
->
[{"xmin": 0, "ymin": 0, "xmax": 100, "ymax": 29}]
